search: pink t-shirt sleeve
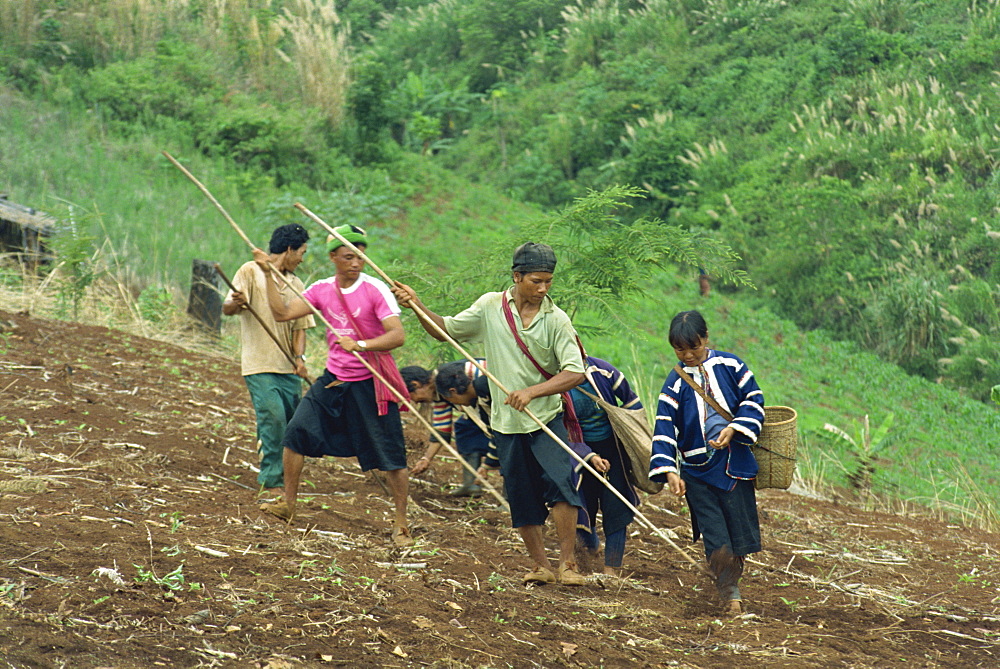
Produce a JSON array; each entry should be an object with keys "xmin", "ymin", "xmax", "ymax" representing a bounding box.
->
[
  {"xmin": 367, "ymin": 277, "xmax": 401, "ymax": 322},
  {"xmin": 302, "ymin": 281, "xmax": 325, "ymax": 309}
]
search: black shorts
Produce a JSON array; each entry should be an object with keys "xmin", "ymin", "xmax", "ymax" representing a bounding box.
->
[
  {"xmin": 283, "ymin": 371, "xmax": 407, "ymax": 472},
  {"xmin": 493, "ymin": 414, "xmax": 583, "ymax": 528},
  {"xmin": 454, "ymin": 415, "xmax": 491, "ymax": 456}
]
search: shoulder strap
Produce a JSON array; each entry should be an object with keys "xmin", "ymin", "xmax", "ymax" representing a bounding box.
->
[
  {"xmin": 575, "ymin": 385, "xmax": 616, "ymax": 414},
  {"xmin": 500, "ymin": 293, "xmax": 552, "ymax": 379},
  {"xmin": 333, "ymin": 278, "xmax": 371, "ymax": 340},
  {"xmin": 673, "ymin": 364, "xmax": 734, "ymax": 422},
  {"xmin": 500, "ymin": 292, "xmax": 585, "ymax": 442}
]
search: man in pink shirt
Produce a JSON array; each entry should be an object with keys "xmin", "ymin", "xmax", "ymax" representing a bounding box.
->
[{"xmin": 252, "ymin": 225, "xmax": 413, "ymax": 547}]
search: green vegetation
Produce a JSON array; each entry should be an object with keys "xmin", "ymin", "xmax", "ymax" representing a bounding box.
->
[
  {"xmin": 133, "ymin": 564, "xmax": 189, "ymax": 591},
  {"xmin": 1, "ymin": 0, "xmax": 998, "ymax": 521}
]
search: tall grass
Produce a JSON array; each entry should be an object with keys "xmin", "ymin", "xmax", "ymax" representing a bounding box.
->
[
  {"xmin": 0, "ymin": 0, "xmax": 192, "ymax": 62},
  {"xmin": 0, "ymin": 0, "xmax": 303, "ymax": 112},
  {"xmin": 275, "ymin": 0, "xmax": 352, "ymax": 128}
]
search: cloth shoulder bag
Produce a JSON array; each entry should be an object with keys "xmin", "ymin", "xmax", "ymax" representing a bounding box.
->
[{"xmin": 574, "ymin": 376, "xmax": 663, "ymax": 495}]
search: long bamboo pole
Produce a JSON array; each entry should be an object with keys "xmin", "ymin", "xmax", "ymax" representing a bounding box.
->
[
  {"xmin": 163, "ymin": 152, "xmax": 509, "ymax": 511},
  {"xmin": 294, "ymin": 203, "xmax": 705, "ymax": 573}
]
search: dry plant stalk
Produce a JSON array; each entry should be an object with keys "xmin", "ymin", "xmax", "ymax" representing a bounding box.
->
[
  {"xmin": 276, "ymin": 0, "xmax": 351, "ymax": 127},
  {"xmin": 0, "ymin": 0, "xmax": 42, "ymax": 48}
]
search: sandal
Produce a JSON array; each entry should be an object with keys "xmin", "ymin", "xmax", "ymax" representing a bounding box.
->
[
  {"xmin": 391, "ymin": 526, "xmax": 414, "ymax": 548},
  {"xmin": 260, "ymin": 500, "xmax": 294, "ymax": 523},
  {"xmin": 558, "ymin": 563, "xmax": 586, "ymax": 587},
  {"xmin": 523, "ymin": 567, "xmax": 556, "ymax": 585}
]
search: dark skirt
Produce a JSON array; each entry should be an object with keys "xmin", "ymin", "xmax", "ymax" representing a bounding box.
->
[
  {"xmin": 282, "ymin": 371, "xmax": 407, "ymax": 472},
  {"xmin": 579, "ymin": 435, "xmax": 637, "ymax": 537},
  {"xmin": 682, "ymin": 472, "xmax": 761, "ymax": 558}
]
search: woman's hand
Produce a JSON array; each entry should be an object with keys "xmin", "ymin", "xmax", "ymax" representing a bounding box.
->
[
  {"xmin": 253, "ymin": 248, "xmax": 275, "ymax": 272},
  {"xmin": 590, "ymin": 456, "xmax": 611, "ymax": 474},
  {"xmin": 667, "ymin": 472, "xmax": 686, "ymax": 497},
  {"xmin": 708, "ymin": 426, "xmax": 735, "ymax": 450}
]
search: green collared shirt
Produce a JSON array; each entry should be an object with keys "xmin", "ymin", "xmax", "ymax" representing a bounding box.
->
[{"xmin": 444, "ymin": 287, "xmax": 585, "ymax": 434}]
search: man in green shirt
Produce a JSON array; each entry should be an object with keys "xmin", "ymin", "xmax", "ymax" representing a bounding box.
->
[{"xmin": 393, "ymin": 243, "xmax": 594, "ymax": 586}]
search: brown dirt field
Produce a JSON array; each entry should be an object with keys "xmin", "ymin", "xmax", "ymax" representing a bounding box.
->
[{"xmin": 1, "ymin": 307, "xmax": 999, "ymax": 668}]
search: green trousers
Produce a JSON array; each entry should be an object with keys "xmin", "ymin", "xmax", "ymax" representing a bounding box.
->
[{"xmin": 244, "ymin": 373, "xmax": 302, "ymax": 489}]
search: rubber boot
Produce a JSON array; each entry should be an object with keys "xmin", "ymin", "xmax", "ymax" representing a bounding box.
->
[{"xmin": 450, "ymin": 453, "xmax": 483, "ymax": 496}]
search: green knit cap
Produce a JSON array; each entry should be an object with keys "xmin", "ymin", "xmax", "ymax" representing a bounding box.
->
[{"xmin": 326, "ymin": 224, "xmax": 368, "ymax": 253}]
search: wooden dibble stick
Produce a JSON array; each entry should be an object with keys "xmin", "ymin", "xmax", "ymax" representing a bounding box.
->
[
  {"xmin": 163, "ymin": 152, "xmax": 509, "ymax": 512},
  {"xmin": 299, "ymin": 203, "xmax": 708, "ymax": 574},
  {"xmin": 213, "ymin": 263, "xmax": 314, "ymax": 386}
]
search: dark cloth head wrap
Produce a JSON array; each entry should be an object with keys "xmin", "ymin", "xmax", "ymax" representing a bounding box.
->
[
  {"xmin": 327, "ymin": 224, "xmax": 368, "ymax": 253},
  {"xmin": 511, "ymin": 242, "xmax": 556, "ymax": 274}
]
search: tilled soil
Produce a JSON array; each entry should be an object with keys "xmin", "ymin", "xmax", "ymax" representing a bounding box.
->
[{"xmin": 1, "ymin": 307, "xmax": 998, "ymax": 668}]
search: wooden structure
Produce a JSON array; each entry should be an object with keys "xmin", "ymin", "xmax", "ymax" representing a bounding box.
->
[
  {"xmin": 0, "ymin": 194, "xmax": 55, "ymax": 269},
  {"xmin": 187, "ymin": 258, "xmax": 223, "ymax": 334}
]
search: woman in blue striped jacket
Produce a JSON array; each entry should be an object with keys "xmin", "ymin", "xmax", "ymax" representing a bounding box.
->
[{"xmin": 649, "ymin": 310, "xmax": 765, "ymax": 615}]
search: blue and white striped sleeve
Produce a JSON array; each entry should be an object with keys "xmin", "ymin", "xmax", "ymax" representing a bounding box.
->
[
  {"xmin": 649, "ymin": 376, "xmax": 680, "ymax": 480},
  {"xmin": 729, "ymin": 361, "xmax": 765, "ymax": 445}
]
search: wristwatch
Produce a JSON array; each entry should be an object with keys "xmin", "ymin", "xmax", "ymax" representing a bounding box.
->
[
  {"xmin": 357, "ymin": 340, "xmax": 368, "ymax": 350},
  {"xmin": 296, "ymin": 354, "xmax": 307, "ymax": 361}
]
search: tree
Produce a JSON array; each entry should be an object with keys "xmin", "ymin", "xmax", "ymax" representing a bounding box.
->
[{"xmin": 398, "ymin": 185, "xmax": 752, "ymax": 333}]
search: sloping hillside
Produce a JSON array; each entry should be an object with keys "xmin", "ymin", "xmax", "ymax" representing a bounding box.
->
[{"xmin": 1, "ymin": 308, "xmax": 999, "ymax": 668}]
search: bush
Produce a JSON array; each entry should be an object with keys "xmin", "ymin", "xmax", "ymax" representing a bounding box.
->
[
  {"xmin": 865, "ymin": 275, "xmax": 953, "ymax": 377},
  {"xmin": 501, "ymin": 152, "xmax": 579, "ymax": 206},
  {"xmin": 137, "ymin": 286, "xmax": 176, "ymax": 323},
  {"xmin": 454, "ymin": 0, "xmax": 566, "ymax": 92},
  {"xmin": 81, "ymin": 40, "xmax": 221, "ymax": 127},
  {"xmin": 195, "ymin": 100, "xmax": 350, "ymax": 189}
]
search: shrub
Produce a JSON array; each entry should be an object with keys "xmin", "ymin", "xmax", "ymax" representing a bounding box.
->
[
  {"xmin": 48, "ymin": 220, "xmax": 99, "ymax": 320},
  {"xmin": 454, "ymin": 0, "xmax": 566, "ymax": 92},
  {"xmin": 195, "ymin": 100, "xmax": 348, "ymax": 189},
  {"xmin": 137, "ymin": 286, "xmax": 176, "ymax": 323},
  {"xmin": 865, "ymin": 275, "xmax": 953, "ymax": 377},
  {"xmin": 615, "ymin": 112, "xmax": 694, "ymax": 217},
  {"xmin": 502, "ymin": 152, "xmax": 579, "ymax": 206},
  {"xmin": 81, "ymin": 40, "xmax": 221, "ymax": 127}
]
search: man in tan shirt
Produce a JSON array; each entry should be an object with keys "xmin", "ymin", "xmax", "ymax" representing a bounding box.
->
[{"xmin": 223, "ymin": 224, "xmax": 315, "ymax": 492}]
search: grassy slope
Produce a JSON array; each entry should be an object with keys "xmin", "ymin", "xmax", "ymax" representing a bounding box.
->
[
  {"xmin": 2, "ymin": 88, "xmax": 998, "ymax": 516},
  {"xmin": 586, "ymin": 272, "xmax": 1000, "ymax": 515}
]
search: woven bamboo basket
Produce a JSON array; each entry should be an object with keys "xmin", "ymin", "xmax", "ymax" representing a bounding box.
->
[{"xmin": 753, "ymin": 405, "xmax": 798, "ymax": 490}]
